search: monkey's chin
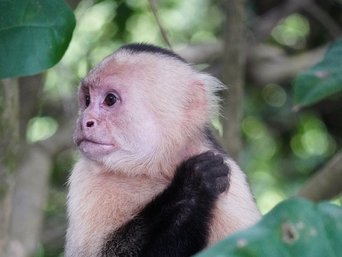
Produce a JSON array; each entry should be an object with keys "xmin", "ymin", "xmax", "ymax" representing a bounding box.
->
[{"xmin": 78, "ymin": 140, "xmax": 115, "ymax": 160}]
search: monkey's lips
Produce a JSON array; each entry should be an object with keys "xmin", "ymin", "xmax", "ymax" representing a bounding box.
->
[{"xmin": 76, "ymin": 138, "xmax": 115, "ymax": 158}]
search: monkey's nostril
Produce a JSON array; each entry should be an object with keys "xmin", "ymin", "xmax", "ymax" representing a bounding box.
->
[{"xmin": 86, "ymin": 121, "xmax": 95, "ymax": 127}]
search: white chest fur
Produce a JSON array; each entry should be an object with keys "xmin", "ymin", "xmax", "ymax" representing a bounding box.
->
[{"xmin": 65, "ymin": 160, "xmax": 167, "ymax": 257}]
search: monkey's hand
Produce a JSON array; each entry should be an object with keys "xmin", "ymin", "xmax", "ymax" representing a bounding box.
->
[
  {"xmin": 102, "ymin": 152, "xmax": 230, "ymax": 257},
  {"xmin": 173, "ymin": 151, "xmax": 230, "ymax": 199}
]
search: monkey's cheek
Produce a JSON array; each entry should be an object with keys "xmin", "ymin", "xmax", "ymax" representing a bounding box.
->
[{"xmin": 78, "ymin": 141, "xmax": 115, "ymax": 160}]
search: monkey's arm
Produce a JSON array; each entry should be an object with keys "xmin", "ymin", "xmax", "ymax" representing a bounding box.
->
[{"xmin": 101, "ymin": 151, "xmax": 229, "ymax": 257}]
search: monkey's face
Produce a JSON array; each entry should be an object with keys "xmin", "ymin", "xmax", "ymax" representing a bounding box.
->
[
  {"xmin": 73, "ymin": 50, "xmax": 217, "ymax": 175},
  {"xmin": 73, "ymin": 66, "xmax": 161, "ymax": 170}
]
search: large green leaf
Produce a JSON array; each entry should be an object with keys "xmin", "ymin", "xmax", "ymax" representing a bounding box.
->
[
  {"xmin": 293, "ymin": 38, "xmax": 342, "ymax": 107},
  {"xmin": 195, "ymin": 198, "xmax": 342, "ymax": 257},
  {"xmin": 0, "ymin": 0, "xmax": 75, "ymax": 79}
]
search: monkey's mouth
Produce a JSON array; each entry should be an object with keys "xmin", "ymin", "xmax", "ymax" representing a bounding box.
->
[
  {"xmin": 77, "ymin": 138, "xmax": 115, "ymax": 157},
  {"xmin": 76, "ymin": 138, "xmax": 112, "ymax": 146}
]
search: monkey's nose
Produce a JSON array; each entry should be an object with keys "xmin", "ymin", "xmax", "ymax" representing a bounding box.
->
[{"xmin": 86, "ymin": 120, "xmax": 95, "ymax": 128}]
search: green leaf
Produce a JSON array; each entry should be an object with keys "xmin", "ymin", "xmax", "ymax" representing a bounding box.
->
[
  {"xmin": 293, "ymin": 37, "xmax": 342, "ymax": 107},
  {"xmin": 195, "ymin": 198, "xmax": 342, "ymax": 257},
  {"xmin": 0, "ymin": 0, "xmax": 76, "ymax": 79}
]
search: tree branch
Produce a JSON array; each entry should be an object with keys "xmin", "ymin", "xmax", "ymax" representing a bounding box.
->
[
  {"xmin": 176, "ymin": 41, "xmax": 223, "ymax": 64},
  {"xmin": 298, "ymin": 150, "xmax": 342, "ymax": 201},
  {"xmin": 38, "ymin": 121, "xmax": 75, "ymax": 156},
  {"xmin": 148, "ymin": 0, "xmax": 172, "ymax": 49},
  {"xmin": 0, "ymin": 79, "xmax": 19, "ymax": 257},
  {"xmin": 18, "ymin": 75, "xmax": 44, "ymax": 140},
  {"xmin": 177, "ymin": 42, "xmax": 326, "ymax": 86},
  {"xmin": 247, "ymin": 44, "xmax": 326, "ymax": 86},
  {"xmin": 8, "ymin": 120, "xmax": 74, "ymax": 257},
  {"xmin": 219, "ymin": 0, "xmax": 246, "ymax": 161},
  {"xmin": 9, "ymin": 146, "xmax": 52, "ymax": 257},
  {"xmin": 305, "ymin": 2, "xmax": 342, "ymax": 39}
]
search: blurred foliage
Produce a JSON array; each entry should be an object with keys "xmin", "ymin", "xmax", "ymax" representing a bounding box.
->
[
  {"xmin": 294, "ymin": 38, "xmax": 342, "ymax": 107},
  {"xmin": 21, "ymin": 0, "xmax": 342, "ymax": 256},
  {"xmin": 0, "ymin": 0, "xmax": 75, "ymax": 78},
  {"xmin": 27, "ymin": 117, "xmax": 59, "ymax": 143},
  {"xmin": 271, "ymin": 14, "xmax": 310, "ymax": 49},
  {"xmin": 196, "ymin": 198, "xmax": 342, "ymax": 257}
]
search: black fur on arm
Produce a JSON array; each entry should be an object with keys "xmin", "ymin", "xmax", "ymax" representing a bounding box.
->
[{"xmin": 101, "ymin": 151, "xmax": 230, "ymax": 257}]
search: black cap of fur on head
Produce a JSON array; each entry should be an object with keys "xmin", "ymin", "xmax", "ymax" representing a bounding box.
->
[{"xmin": 119, "ymin": 43, "xmax": 187, "ymax": 63}]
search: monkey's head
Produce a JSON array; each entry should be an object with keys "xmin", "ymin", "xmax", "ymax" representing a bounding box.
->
[{"xmin": 74, "ymin": 44, "xmax": 223, "ymax": 177}]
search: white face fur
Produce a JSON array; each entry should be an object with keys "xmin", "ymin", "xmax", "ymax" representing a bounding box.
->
[
  {"xmin": 73, "ymin": 49, "xmax": 223, "ymax": 177},
  {"xmin": 74, "ymin": 74, "xmax": 161, "ymax": 173}
]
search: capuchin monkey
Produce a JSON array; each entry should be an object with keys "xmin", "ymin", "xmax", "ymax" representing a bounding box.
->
[{"xmin": 66, "ymin": 43, "xmax": 260, "ymax": 257}]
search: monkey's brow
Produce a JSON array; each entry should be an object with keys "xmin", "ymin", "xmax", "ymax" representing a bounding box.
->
[
  {"xmin": 80, "ymin": 77, "xmax": 103, "ymax": 89},
  {"xmin": 80, "ymin": 80, "xmax": 91, "ymax": 91},
  {"xmin": 80, "ymin": 78, "xmax": 95, "ymax": 88}
]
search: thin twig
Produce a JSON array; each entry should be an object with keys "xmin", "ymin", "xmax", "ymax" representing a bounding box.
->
[
  {"xmin": 148, "ymin": 0, "xmax": 172, "ymax": 49},
  {"xmin": 305, "ymin": 2, "xmax": 342, "ymax": 39}
]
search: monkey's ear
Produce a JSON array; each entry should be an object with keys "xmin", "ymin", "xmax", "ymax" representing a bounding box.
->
[
  {"xmin": 196, "ymin": 73, "xmax": 225, "ymax": 118},
  {"xmin": 182, "ymin": 80, "xmax": 210, "ymax": 125}
]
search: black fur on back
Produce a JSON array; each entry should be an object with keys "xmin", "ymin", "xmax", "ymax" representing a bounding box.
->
[{"xmin": 119, "ymin": 43, "xmax": 187, "ymax": 63}]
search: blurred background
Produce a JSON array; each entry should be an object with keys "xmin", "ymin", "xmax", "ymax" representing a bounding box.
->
[{"xmin": 1, "ymin": 0, "xmax": 342, "ymax": 256}]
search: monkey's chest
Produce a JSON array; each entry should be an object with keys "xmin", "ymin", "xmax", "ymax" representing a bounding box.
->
[{"xmin": 67, "ymin": 173, "xmax": 167, "ymax": 256}]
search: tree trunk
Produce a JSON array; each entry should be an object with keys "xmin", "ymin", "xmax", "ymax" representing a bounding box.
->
[
  {"xmin": 298, "ymin": 150, "xmax": 342, "ymax": 201},
  {"xmin": 0, "ymin": 79, "xmax": 19, "ymax": 257},
  {"xmin": 220, "ymin": 0, "xmax": 246, "ymax": 161},
  {"xmin": 9, "ymin": 146, "xmax": 52, "ymax": 257}
]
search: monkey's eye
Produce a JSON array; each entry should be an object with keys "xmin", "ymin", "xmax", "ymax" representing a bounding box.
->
[
  {"xmin": 85, "ymin": 95, "xmax": 90, "ymax": 107},
  {"xmin": 104, "ymin": 93, "xmax": 117, "ymax": 106}
]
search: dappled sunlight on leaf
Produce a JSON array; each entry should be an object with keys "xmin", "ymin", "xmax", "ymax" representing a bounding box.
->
[
  {"xmin": 271, "ymin": 14, "xmax": 309, "ymax": 49},
  {"xmin": 27, "ymin": 116, "xmax": 58, "ymax": 143}
]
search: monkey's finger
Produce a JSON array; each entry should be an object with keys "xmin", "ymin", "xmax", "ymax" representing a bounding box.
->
[
  {"xmin": 193, "ymin": 154, "xmax": 225, "ymax": 167},
  {"xmin": 190, "ymin": 151, "xmax": 215, "ymax": 162},
  {"xmin": 216, "ymin": 176, "xmax": 229, "ymax": 193},
  {"xmin": 205, "ymin": 165, "xmax": 230, "ymax": 178}
]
